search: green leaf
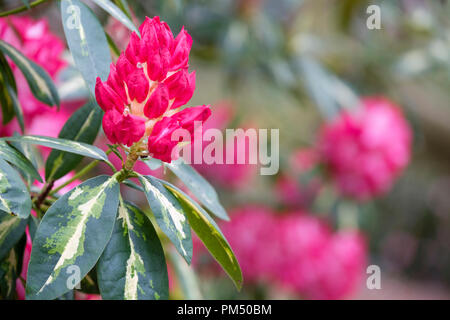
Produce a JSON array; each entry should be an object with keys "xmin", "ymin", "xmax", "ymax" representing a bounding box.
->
[
  {"xmin": 6, "ymin": 84, "xmax": 25, "ymax": 132},
  {"xmin": 0, "ymin": 210, "xmax": 27, "ymax": 261},
  {"xmin": 0, "ymin": 51, "xmax": 17, "ymax": 92},
  {"xmin": 91, "ymin": 0, "xmax": 139, "ymax": 35},
  {"xmin": 122, "ymin": 179, "xmax": 144, "ymax": 192},
  {"xmin": 0, "ymin": 40, "xmax": 59, "ymax": 107},
  {"xmin": 137, "ymin": 175, "xmax": 192, "ymax": 264},
  {"xmin": 168, "ymin": 248, "xmax": 202, "ymax": 299},
  {"xmin": 45, "ymin": 101, "xmax": 103, "ymax": 181},
  {"xmin": 160, "ymin": 179, "xmax": 243, "ymax": 290},
  {"xmin": 1, "ymin": 135, "xmax": 108, "ymax": 162},
  {"xmin": 10, "ymin": 132, "xmax": 40, "ymax": 176},
  {"xmin": 0, "ymin": 141, "xmax": 42, "ymax": 183},
  {"xmin": 0, "ymin": 70, "xmax": 14, "ymax": 125},
  {"xmin": 26, "ymin": 175, "xmax": 120, "ymax": 300},
  {"xmin": 144, "ymin": 157, "xmax": 162, "ymax": 170},
  {"xmin": 166, "ymin": 159, "xmax": 229, "ymax": 220},
  {"xmin": 0, "ymin": 159, "xmax": 31, "ymax": 219},
  {"xmin": 97, "ymin": 200, "xmax": 168, "ymax": 300},
  {"xmin": 60, "ymin": 0, "xmax": 112, "ymax": 95},
  {"xmin": 0, "ymin": 248, "xmax": 19, "ymax": 299}
]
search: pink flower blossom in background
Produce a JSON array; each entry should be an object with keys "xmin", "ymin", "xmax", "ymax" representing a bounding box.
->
[
  {"xmin": 275, "ymin": 148, "xmax": 321, "ymax": 208},
  {"xmin": 192, "ymin": 103, "xmax": 259, "ymax": 190},
  {"xmin": 26, "ymin": 108, "xmax": 72, "ymax": 159},
  {"xmin": 318, "ymin": 97, "xmax": 412, "ymax": 201},
  {"xmin": 275, "ymin": 214, "xmax": 366, "ymax": 299},
  {"xmin": 0, "ymin": 16, "xmax": 66, "ymax": 134},
  {"xmin": 96, "ymin": 16, "xmax": 211, "ymax": 162},
  {"xmin": 219, "ymin": 207, "xmax": 278, "ymax": 282},
  {"xmin": 194, "ymin": 207, "xmax": 367, "ymax": 299}
]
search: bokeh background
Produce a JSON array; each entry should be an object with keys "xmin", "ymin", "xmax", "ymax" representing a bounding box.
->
[{"xmin": 1, "ymin": 0, "xmax": 450, "ymax": 299}]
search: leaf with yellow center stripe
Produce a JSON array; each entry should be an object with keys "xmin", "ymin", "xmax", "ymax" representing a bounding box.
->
[
  {"xmin": 0, "ymin": 158, "xmax": 31, "ymax": 219},
  {"xmin": 158, "ymin": 178, "xmax": 243, "ymax": 291},
  {"xmin": 26, "ymin": 175, "xmax": 119, "ymax": 300},
  {"xmin": 138, "ymin": 175, "xmax": 192, "ymax": 265},
  {"xmin": 97, "ymin": 199, "xmax": 168, "ymax": 300}
]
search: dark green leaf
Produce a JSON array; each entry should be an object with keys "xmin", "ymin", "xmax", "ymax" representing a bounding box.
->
[
  {"xmin": 0, "ymin": 40, "xmax": 59, "ymax": 107},
  {"xmin": 0, "ymin": 210, "xmax": 27, "ymax": 261},
  {"xmin": 6, "ymin": 84, "xmax": 24, "ymax": 132},
  {"xmin": 1, "ymin": 135, "xmax": 108, "ymax": 161},
  {"xmin": 0, "ymin": 248, "xmax": 19, "ymax": 299},
  {"xmin": 0, "ymin": 70, "xmax": 14, "ymax": 125},
  {"xmin": 0, "ymin": 158, "xmax": 31, "ymax": 219},
  {"xmin": 26, "ymin": 175, "xmax": 120, "ymax": 300},
  {"xmin": 0, "ymin": 140, "xmax": 42, "ymax": 183},
  {"xmin": 97, "ymin": 200, "xmax": 168, "ymax": 300},
  {"xmin": 45, "ymin": 101, "xmax": 103, "ymax": 181}
]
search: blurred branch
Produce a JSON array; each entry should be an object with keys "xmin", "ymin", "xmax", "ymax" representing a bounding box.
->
[{"xmin": 0, "ymin": 0, "xmax": 51, "ymax": 17}]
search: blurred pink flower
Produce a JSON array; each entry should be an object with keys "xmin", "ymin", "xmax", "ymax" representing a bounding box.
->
[
  {"xmin": 219, "ymin": 207, "xmax": 278, "ymax": 283},
  {"xmin": 275, "ymin": 213, "xmax": 366, "ymax": 300},
  {"xmin": 26, "ymin": 108, "xmax": 72, "ymax": 159},
  {"xmin": 275, "ymin": 148, "xmax": 321, "ymax": 208},
  {"xmin": 192, "ymin": 103, "xmax": 259, "ymax": 190},
  {"xmin": 318, "ymin": 97, "xmax": 412, "ymax": 201},
  {"xmin": 0, "ymin": 16, "xmax": 66, "ymax": 133}
]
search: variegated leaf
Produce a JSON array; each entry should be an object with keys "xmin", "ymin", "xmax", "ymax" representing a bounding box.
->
[
  {"xmin": 0, "ymin": 210, "xmax": 27, "ymax": 261},
  {"xmin": 159, "ymin": 179, "xmax": 243, "ymax": 290},
  {"xmin": 45, "ymin": 100, "xmax": 103, "ymax": 181},
  {"xmin": 97, "ymin": 200, "xmax": 168, "ymax": 300},
  {"xmin": 6, "ymin": 83, "xmax": 25, "ymax": 132},
  {"xmin": 0, "ymin": 248, "xmax": 19, "ymax": 299},
  {"xmin": 26, "ymin": 175, "xmax": 120, "ymax": 300},
  {"xmin": 91, "ymin": 0, "xmax": 139, "ymax": 35},
  {"xmin": 0, "ymin": 40, "xmax": 59, "ymax": 107},
  {"xmin": 138, "ymin": 175, "xmax": 192, "ymax": 264},
  {"xmin": 166, "ymin": 159, "xmax": 229, "ymax": 220},
  {"xmin": 1, "ymin": 135, "xmax": 108, "ymax": 161},
  {"xmin": 0, "ymin": 141, "xmax": 42, "ymax": 183},
  {"xmin": 61, "ymin": 0, "xmax": 112, "ymax": 95},
  {"xmin": 0, "ymin": 159, "xmax": 31, "ymax": 219}
]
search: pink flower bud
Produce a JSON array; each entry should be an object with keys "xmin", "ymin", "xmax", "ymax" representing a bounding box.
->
[
  {"xmin": 318, "ymin": 97, "xmax": 412, "ymax": 200},
  {"xmin": 173, "ymin": 104, "xmax": 211, "ymax": 135},
  {"xmin": 147, "ymin": 117, "xmax": 180, "ymax": 162},
  {"xmin": 102, "ymin": 109, "xmax": 146, "ymax": 146},
  {"xmin": 164, "ymin": 69, "xmax": 196, "ymax": 109},
  {"xmin": 95, "ymin": 77, "xmax": 125, "ymax": 112},
  {"xmin": 170, "ymin": 27, "xmax": 192, "ymax": 71},
  {"xmin": 144, "ymin": 83, "xmax": 169, "ymax": 119}
]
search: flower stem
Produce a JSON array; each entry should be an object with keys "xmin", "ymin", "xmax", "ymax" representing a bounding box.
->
[
  {"xmin": 48, "ymin": 150, "xmax": 115, "ymax": 196},
  {"xmin": 0, "ymin": 0, "xmax": 51, "ymax": 17}
]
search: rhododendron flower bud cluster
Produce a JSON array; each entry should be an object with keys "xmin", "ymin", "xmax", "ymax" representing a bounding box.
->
[
  {"xmin": 95, "ymin": 16, "xmax": 211, "ymax": 162},
  {"xmin": 0, "ymin": 16, "xmax": 66, "ymax": 135},
  {"xmin": 318, "ymin": 97, "xmax": 412, "ymax": 200}
]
